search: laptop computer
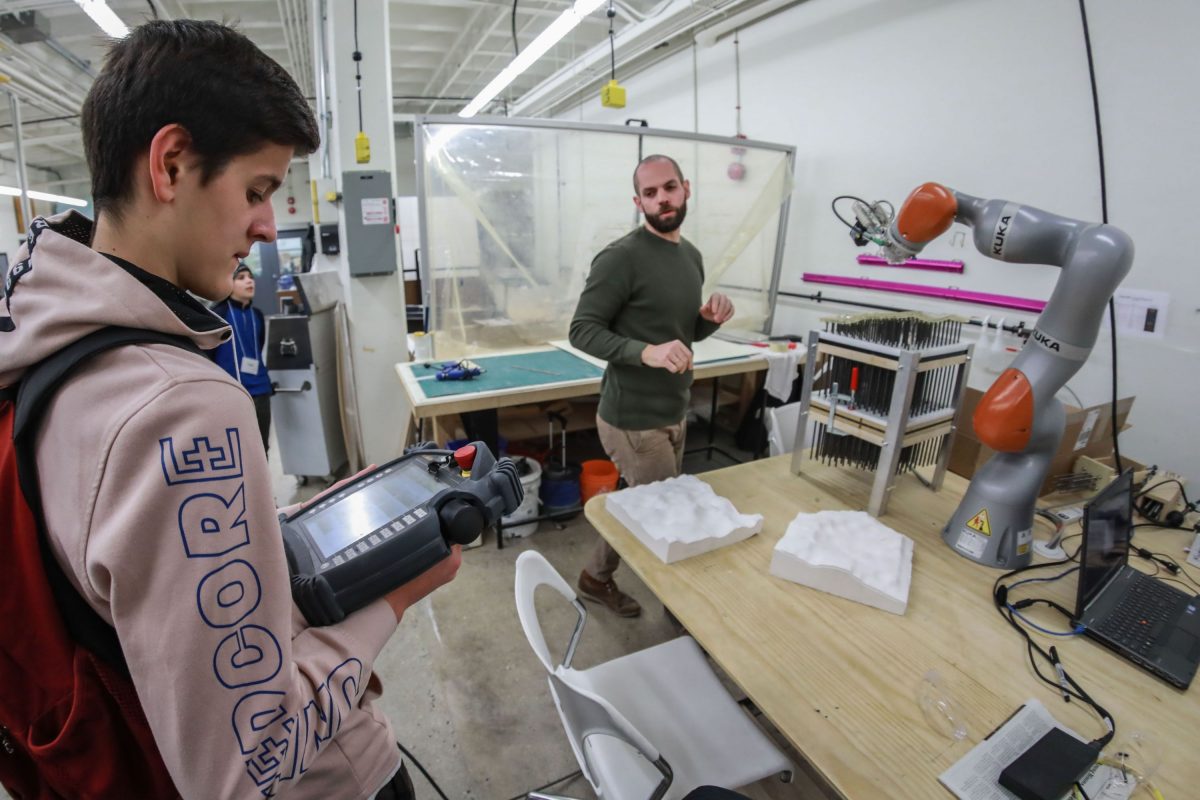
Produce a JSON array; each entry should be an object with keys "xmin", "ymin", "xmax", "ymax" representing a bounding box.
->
[{"xmin": 1073, "ymin": 469, "xmax": 1200, "ymax": 689}]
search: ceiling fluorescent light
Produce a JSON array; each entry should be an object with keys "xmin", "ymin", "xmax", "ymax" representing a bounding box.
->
[
  {"xmin": 0, "ymin": 185, "xmax": 89, "ymax": 208},
  {"xmin": 460, "ymin": 0, "xmax": 606, "ymax": 118},
  {"xmin": 73, "ymin": 0, "xmax": 129, "ymax": 39}
]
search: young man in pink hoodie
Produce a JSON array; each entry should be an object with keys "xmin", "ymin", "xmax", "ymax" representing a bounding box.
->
[{"xmin": 0, "ymin": 20, "xmax": 456, "ymax": 799}]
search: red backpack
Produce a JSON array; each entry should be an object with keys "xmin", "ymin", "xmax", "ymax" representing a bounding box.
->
[{"xmin": 0, "ymin": 327, "xmax": 192, "ymax": 799}]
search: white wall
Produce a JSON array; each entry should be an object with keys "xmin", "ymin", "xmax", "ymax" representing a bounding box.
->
[{"xmin": 560, "ymin": 0, "xmax": 1200, "ymax": 487}]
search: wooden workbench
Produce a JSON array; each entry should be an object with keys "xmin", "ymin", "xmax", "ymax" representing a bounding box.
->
[
  {"xmin": 585, "ymin": 456, "xmax": 1199, "ymax": 798},
  {"xmin": 393, "ymin": 343, "xmax": 772, "ymax": 448}
]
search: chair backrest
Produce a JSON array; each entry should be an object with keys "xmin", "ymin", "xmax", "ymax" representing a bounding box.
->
[
  {"xmin": 515, "ymin": 550, "xmax": 580, "ymax": 673},
  {"xmin": 549, "ymin": 669, "xmax": 671, "ymax": 798},
  {"xmin": 514, "ymin": 551, "xmax": 671, "ymax": 799}
]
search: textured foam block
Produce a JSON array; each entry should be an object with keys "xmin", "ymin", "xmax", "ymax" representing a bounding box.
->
[
  {"xmin": 605, "ymin": 474, "xmax": 763, "ymax": 564},
  {"xmin": 769, "ymin": 510, "xmax": 913, "ymax": 614}
]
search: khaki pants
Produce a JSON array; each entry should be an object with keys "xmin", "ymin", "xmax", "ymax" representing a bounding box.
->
[{"xmin": 583, "ymin": 415, "xmax": 686, "ymax": 582}]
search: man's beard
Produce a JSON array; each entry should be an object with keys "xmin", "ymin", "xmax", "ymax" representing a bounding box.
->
[{"xmin": 644, "ymin": 199, "xmax": 688, "ymax": 233}]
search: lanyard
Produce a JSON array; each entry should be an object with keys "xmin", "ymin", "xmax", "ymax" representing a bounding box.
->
[{"xmin": 229, "ymin": 304, "xmax": 259, "ymax": 366}]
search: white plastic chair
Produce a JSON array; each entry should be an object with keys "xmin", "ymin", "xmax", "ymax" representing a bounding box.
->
[
  {"xmin": 515, "ymin": 551, "xmax": 793, "ymax": 800},
  {"xmin": 765, "ymin": 401, "xmax": 803, "ymax": 457}
]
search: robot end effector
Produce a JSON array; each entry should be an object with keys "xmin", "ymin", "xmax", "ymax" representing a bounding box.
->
[{"xmin": 880, "ymin": 182, "xmax": 959, "ymax": 264}]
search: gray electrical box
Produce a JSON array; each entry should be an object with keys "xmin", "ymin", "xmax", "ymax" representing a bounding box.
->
[{"xmin": 341, "ymin": 170, "xmax": 397, "ymax": 276}]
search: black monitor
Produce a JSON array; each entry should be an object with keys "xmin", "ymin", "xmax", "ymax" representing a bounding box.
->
[{"xmin": 1075, "ymin": 469, "xmax": 1134, "ymax": 616}]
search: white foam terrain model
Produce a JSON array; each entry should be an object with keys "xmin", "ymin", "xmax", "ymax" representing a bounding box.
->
[
  {"xmin": 605, "ymin": 474, "xmax": 763, "ymax": 563},
  {"xmin": 769, "ymin": 510, "xmax": 913, "ymax": 615}
]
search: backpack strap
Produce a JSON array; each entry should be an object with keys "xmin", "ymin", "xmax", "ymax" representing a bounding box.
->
[{"xmin": 12, "ymin": 326, "xmax": 202, "ymax": 671}]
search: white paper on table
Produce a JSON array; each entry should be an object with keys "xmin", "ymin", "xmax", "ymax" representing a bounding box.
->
[{"xmin": 938, "ymin": 699, "xmax": 1128, "ymax": 800}]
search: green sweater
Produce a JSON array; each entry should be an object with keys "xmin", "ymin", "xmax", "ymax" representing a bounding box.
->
[{"xmin": 569, "ymin": 226, "xmax": 720, "ymax": 430}]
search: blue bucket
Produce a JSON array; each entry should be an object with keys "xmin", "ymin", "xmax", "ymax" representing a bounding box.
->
[{"xmin": 540, "ymin": 461, "xmax": 581, "ymax": 520}]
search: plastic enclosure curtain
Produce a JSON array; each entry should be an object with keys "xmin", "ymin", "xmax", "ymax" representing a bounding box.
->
[{"xmin": 417, "ymin": 118, "xmax": 794, "ymax": 358}]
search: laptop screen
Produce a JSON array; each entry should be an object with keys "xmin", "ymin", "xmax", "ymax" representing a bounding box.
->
[{"xmin": 1076, "ymin": 469, "xmax": 1134, "ymax": 615}]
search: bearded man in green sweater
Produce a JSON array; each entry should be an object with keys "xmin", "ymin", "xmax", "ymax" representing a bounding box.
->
[{"xmin": 568, "ymin": 154, "xmax": 735, "ymax": 617}]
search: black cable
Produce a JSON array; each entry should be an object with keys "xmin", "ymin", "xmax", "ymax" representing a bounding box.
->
[
  {"xmin": 609, "ymin": 28, "xmax": 616, "ymax": 80},
  {"xmin": 396, "ymin": 741, "xmax": 450, "ymax": 800},
  {"xmin": 145, "ymin": 0, "xmax": 159, "ymax": 19},
  {"xmin": 830, "ymin": 195, "xmax": 870, "ymax": 230},
  {"xmin": 512, "ymin": 0, "xmax": 520, "ymax": 56},
  {"xmin": 1077, "ymin": 0, "xmax": 1123, "ymax": 474},
  {"xmin": 1132, "ymin": 521, "xmax": 1195, "ymax": 537},
  {"xmin": 993, "ymin": 560, "xmax": 1116, "ymax": 745},
  {"xmin": 505, "ymin": 769, "xmax": 585, "ymax": 800},
  {"xmin": 1136, "ymin": 478, "xmax": 1191, "ymax": 507},
  {"xmin": 1145, "ymin": 552, "xmax": 1200, "ymax": 591},
  {"xmin": 353, "ymin": 0, "xmax": 364, "ymax": 132},
  {"xmin": 607, "ymin": 1, "xmax": 617, "ymax": 81}
]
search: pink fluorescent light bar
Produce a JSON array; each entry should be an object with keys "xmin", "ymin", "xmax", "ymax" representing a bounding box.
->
[
  {"xmin": 856, "ymin": 254, "xmax": 964, "ymax": 273},
  {"xmin": 802, "ymin": 273, "xmax": 1046, "ymax": 313}
]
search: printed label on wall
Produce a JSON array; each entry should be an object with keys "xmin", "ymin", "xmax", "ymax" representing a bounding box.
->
[{"xmin": 360, "ymin": 197, "xmax": 390, "ymax": 226}]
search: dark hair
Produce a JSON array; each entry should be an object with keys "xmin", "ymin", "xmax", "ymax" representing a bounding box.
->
[
  {"xmin": 632, "ymin": 154, "xmax": 685, "ymax": 193},
  {"xmin": 82, "ymin": 20, "xmax": 319, "ymax": 218}
]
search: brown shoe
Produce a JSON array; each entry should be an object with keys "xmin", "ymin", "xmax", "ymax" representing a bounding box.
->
[{"xmin": 578, "ymin": 571, "xmax": 642, "ymax": 617}]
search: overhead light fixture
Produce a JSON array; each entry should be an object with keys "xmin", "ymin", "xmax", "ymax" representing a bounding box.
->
[
  {"xmin": 0, "ymin": 185, "xmax": 89, "ymax": 208},
  {"xmin": 459, "ymin": 0, "xmax": 606, "ymax": 118},
  {"xmin": 72, "ymin": 0, "xmax": 129, "ymax": 39}
]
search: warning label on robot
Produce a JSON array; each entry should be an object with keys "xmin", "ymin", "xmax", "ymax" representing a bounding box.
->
[
  {"xmin": 954, "ymin": 530, "xmax": 987, "ymax": 559},
  {"xmin": 1016, "ymin": 527, "xmax": 1032, "ymax": 556},
  {"xmin": 966, "ymin": 508, "xmax": 991, "ymax": 535}
]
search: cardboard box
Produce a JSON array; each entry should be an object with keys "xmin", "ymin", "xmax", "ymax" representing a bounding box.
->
[{"xmin": 947, "ymin": 389, "xmax": 1134, "ymax": 496}]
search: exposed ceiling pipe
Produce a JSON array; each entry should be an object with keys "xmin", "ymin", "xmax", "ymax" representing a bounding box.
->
[
  {"xmin": 694, "ymin": 0, "xmax": 800, "ymax": 47},
  {"xmin": 310, "ymin": 0, "xmax": 332, "ymax": 179},
  {"xmin": 0, "ymin": 131, "xmax": 82, "ymax": 153},
  {"xmin": 511, "ymin": 0, "xmax": 750, "ymax": 118},
  {"xmin": 277, "ymin": 0, "xmax": 313, "ymax": 97},
  {"xmin": 437, "ymin": 0, "xmax": 565, "ymax": 116},
  {"xmin": 0, "ymin": 34, "xmax": 91, "ymax": 116},
  {"xmin": 613, "ymin": 0, "xmax": 674, "ymax": 24},
  {"xmin": 7, "ymin": 90, "xmax": 32, "ymax": 224},
  {"xmin": 0, "ymin": 68, "xmax": 80, "ymax": 118},
  {"xmin": 43, "ymin": 38, "xmax": 96, "ymax": 78},
  {"xmin": 417, "ymin": 3, "xmax": 490, "ymax": 111},
  {"xmin": 293, "ymin": 0, "xmax": 313, "ymax": 94},
  {"xmin": 275, "ymin": 0, "xmax": 300, "ymax": 89}
]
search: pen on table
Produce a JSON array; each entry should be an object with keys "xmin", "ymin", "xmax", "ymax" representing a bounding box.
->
[{"xmin": 1050, "ymin": 646, "xmax": 1070, "ymax": 703}]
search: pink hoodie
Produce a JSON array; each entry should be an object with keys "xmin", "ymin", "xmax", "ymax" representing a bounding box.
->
[{"xmin": 1, "ymin": 213, "xmax": 402, "ymax": 798}]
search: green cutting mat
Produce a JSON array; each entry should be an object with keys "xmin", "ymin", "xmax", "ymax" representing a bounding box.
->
[{"xmin": 413, "ymin": 349, "xmax": 604, "ymax": 399}]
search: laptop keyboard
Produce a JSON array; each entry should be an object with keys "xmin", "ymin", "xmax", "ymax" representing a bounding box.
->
[{"xmin": 1093, "ymin": 576, "xmax": 1182, "ymax": 656}]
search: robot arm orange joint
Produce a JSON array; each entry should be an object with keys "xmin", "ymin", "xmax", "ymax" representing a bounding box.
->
[
  {"xmin": 896, "ymin": 182, "xmax": 958, "ymax": 245},
  {"xmin": 973, "ymin": 368, "xmax": 1035, "ymax": 452}
]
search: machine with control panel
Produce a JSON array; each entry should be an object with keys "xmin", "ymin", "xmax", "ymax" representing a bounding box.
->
[{"xmin": 282, "ymin": 441, "xmax": 522, "ymax": 625}]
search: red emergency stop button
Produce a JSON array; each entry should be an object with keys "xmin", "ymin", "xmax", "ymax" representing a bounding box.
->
[{"xmin": 454, "ymin": 444, "xmax": 477, "ymax": 472}]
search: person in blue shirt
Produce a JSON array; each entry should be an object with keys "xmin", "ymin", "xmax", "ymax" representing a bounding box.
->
[{"xmin": 209, "ymin": 262, "xmax": 273, "ymax": 451}]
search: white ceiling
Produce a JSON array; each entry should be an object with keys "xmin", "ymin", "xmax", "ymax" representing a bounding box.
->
[{"xmin": 0, "ymin": 0, "xmax": 758, "ymax": 193}]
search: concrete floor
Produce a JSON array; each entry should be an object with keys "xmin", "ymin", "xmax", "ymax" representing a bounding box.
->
[
  {"xmin": 1, "ymin": 423, "xmax": 832, "ymax": 800},
  {"xmin": 269, "ymin": 422, "xmax": 833, "ymax": 800},
  {"xmin": 263, "ymin": 422, "xmax": 836, "ymax": 800}
]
